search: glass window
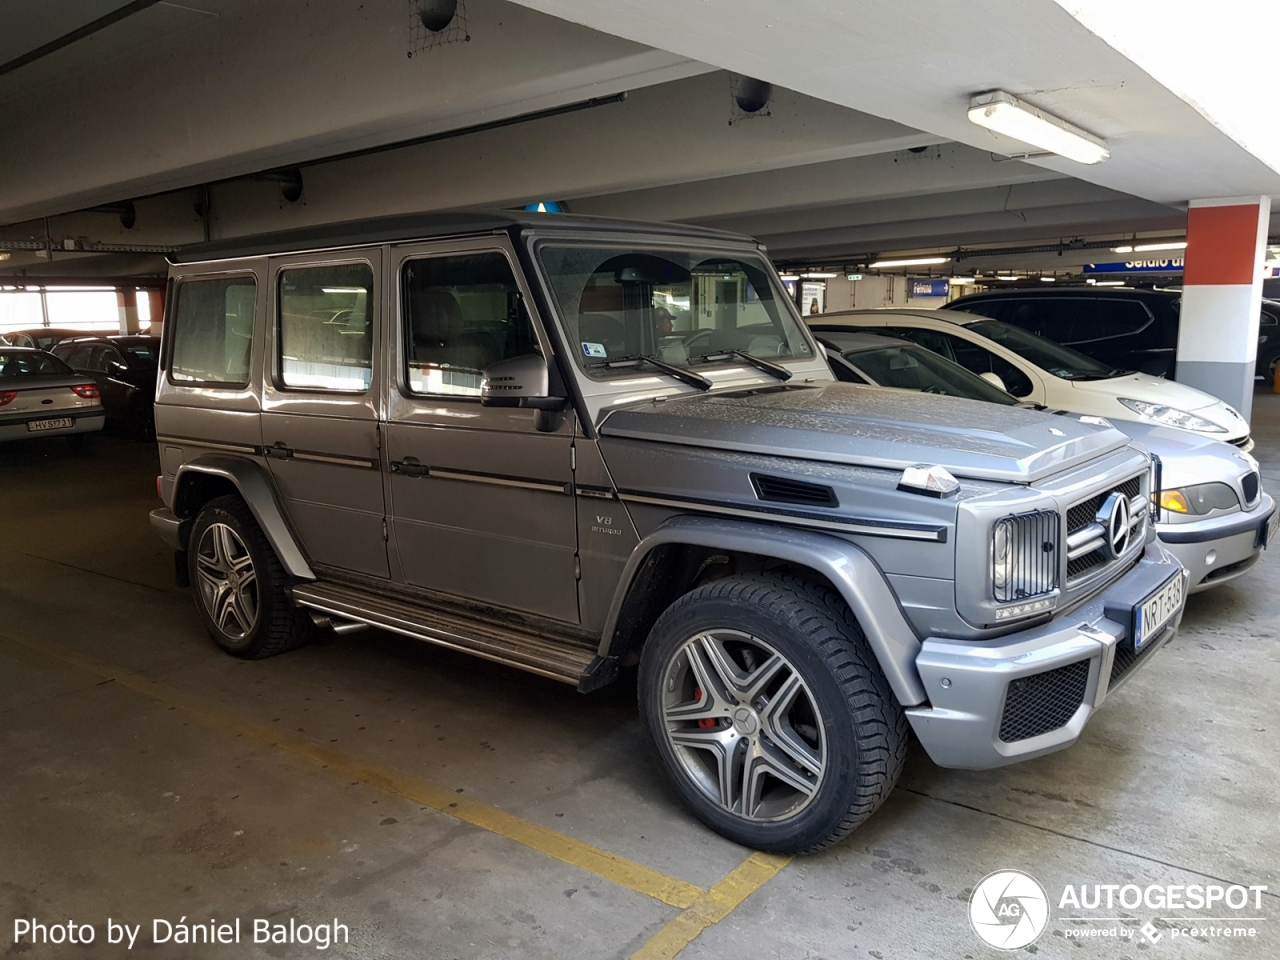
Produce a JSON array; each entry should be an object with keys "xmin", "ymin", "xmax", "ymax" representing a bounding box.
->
[
  {"xmin": 170, "ymin": 277, "xmax": 256, "ymax": 385},
  {"xmin": 66, "ymin": 343, "xmax": 94, "ymax": 370},
  {"xmin": 402, "ymin": 253, "xmax": 539, "ymax": 397},
  {"xmin": 967, "ymin": 319, "xmax": 1116, "ymax": 381},
  {"xmin": 843, "ymin": 344, "xmax": 1020, "ymax": 404},
  {"xmin": 92, "ymin": 345, "xmax": 126, "ymax": 372},
  {"xmin": 0, "ymin": 351, "xmax": 72, "ymax": 378},
  {"xmin": 536, "ymin": 245, "xmax": 812, "ymax": 379},
  {"xmin": 278, "ymin": 264, "xmax": 374, "ymax": 392}
]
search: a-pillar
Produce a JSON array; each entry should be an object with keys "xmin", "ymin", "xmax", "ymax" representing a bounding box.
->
[
  {"xmin": 116, "ymin": 286, "xmax": 140, "ymax": 334},
  {"xmin": 1176, "ymin": 196, "xmax": 1271, "ymax": 422}
]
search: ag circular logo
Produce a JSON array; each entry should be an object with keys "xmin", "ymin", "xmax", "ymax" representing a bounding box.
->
[{"xmin": 968, "ymin": 869, "xmax": 1049, "ymax": 950}]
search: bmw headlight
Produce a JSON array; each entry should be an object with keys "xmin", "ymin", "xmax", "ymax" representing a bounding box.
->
[
  {"xmin": 1158, "ymin": 482, "xmax": 1239, "ymax": 516},
  {"xmin": 1117, "ymin": 398, "xmax": 1228, "ymax": 433}
]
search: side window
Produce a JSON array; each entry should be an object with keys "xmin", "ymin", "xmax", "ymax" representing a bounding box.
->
[
  {"xmin": 955, "ymin": 299, "xmax": 1007, "ymax": 322},
  {"xmin": 939, "ymin": 332, "xmax": 1034, "ymax": 397},
  {"xmin": 170, "ymin": 277, "xmax": 256, "ymax": 385},
  {"xmin": 67, "ymin": 344, "xmax": 94, "ymax": 370},
  {"xmin": 94, "ymin": 345, "xmax": 125, "ymax": 372},
  {"xmin": 897, "ymin": 328, "xmax": 958, "ymax": 362},
  {"xmin": 1008, "ymin": 300, "xmax": 1075, "ymax": 343},
  {"xmin": 402, "ymin": 252, "xmax": 539, "ymax": 397},
  {"xmin": 829, "ymin": 355, "xmax": 870, "ymax": 384},
  {"xmin": 277, "ymin": 263, "xmax": 374, "ymax": 392},
  {"xmin": 1075, "ymin": 300, "xmax": 1151, "ymax": 343}
]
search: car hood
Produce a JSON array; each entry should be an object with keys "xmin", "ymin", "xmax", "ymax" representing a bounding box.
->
[
  {"xmin": 598, "ymin": 383, "xmax": 1132, "ymax": 484},
  {"xmin": 1068, "ymin": 372, "xmax": 1246, "ymax": 428},
  {"xmin": 1109, "ymin": 420, "xmax": 1256, "ymax": 488}
]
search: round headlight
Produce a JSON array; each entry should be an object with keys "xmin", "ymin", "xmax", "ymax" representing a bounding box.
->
[{"xmin": 992, "ymin": 519, "xmax": 1011, "ymax": 590}]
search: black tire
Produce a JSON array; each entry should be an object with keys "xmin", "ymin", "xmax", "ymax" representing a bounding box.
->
[
  {"xmin": 638, "ymin": 572, "xmax": 908, "ymax": 854},
  {"xmin": 187, "ymin": 495, "xmax": 313, "ymax": 658}
]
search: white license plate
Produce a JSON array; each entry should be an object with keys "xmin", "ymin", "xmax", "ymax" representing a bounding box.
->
[
  {"xmin": 1267, "ymin": 508, "xmax": 1280, "ymax": 548},
  {"xmin": 27, "ymin": 417, "xmax": 74, "ymax": 433},
  {"xmin": 1134, "ymin": 574, "xmax": 1184, "ymax": 650}
]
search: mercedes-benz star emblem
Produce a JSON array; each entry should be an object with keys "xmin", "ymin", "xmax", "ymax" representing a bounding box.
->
[{"xmin": 1096, "ymin": 491, "xmax": 1132, "ymax": 560}]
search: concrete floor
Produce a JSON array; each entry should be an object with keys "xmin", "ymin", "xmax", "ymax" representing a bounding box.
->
[{"xmin": 2, "ymin": 392, "xmax": 1278, "ymax": 959}]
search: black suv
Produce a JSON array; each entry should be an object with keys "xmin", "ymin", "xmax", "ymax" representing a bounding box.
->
[
  {"xmin": 945, "ymin": 287, "xmax": 1280, "ymax": 381},
  {"xmin": 51, "ymin": 335, "xmax": 160, "ymax": 438}
]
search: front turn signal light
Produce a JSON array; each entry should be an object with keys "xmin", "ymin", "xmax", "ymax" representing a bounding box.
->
[{"xmin": 1158, "ymin": 490, "xmax": 1190, "ymax": 514}]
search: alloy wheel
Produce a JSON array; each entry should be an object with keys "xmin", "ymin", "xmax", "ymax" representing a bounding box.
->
[
  {"xmin": 194, "ymin": 522, "xmax": 259, "ymax": 641},
  {"xmin": 660, "ymin": 630, "xmax": 827, "ymax": 822}
]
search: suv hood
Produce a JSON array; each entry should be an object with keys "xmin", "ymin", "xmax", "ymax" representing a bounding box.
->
[{"xmin": 599, "ymin": 383, "xmax": 1131, "ymax": 484}]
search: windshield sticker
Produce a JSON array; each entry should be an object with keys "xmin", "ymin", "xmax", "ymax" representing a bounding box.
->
[{"xmin": 581, "ymin": 342, "xmax": 608, "ymax": 358}]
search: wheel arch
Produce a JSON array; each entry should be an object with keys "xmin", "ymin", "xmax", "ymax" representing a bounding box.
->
[
  {"xmin": 173, "ymin": 455, "xmax": 314, "ymax": 580},
  {"xmin": 600, "ymin": 516, "xmax": 928, "ymax": 706}
]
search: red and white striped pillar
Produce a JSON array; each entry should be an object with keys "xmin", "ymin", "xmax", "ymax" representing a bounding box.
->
[{"xmin": 1176, "ymin": 196, "xmax": 1271, "ymax": 422}]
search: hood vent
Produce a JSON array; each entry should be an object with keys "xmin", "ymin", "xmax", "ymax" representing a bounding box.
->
[{"xmin": 750, "ymin": 473, "xmax": 838, "ymax": 508}]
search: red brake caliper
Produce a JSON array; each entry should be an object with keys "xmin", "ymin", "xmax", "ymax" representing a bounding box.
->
[{"xmin": 694, "ymin": 687, "xmax": 718, "ymax": 728}]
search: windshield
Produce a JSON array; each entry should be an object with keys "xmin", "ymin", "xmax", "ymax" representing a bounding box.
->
[
  {"xmin": 967, "ymin": 319, "xmax": 1116, "ymax": 380},
  {"xmin": 0, "ymin": 351, "xmax": 72, "ymax": 378},
  {"xmin": 536, "ymin": 244, "xmax": 813, "ymax": 379},
  {"xmin": 842, "ymin": 343, "xmax": 1019, "ymax": 404}
]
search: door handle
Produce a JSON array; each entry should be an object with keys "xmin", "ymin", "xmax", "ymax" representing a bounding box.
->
[
  {"xmin": 264, "ymin": 441, "xmax": 293, "ymax": 460},
  {"xmin": 389, "ymin": 456, "xmax": 428, "ymax": 478}
]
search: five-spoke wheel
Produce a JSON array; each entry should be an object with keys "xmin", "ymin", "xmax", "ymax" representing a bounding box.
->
[{"xmin": 194, "ymin": 521, "xmax": 259, "ymax": 641}]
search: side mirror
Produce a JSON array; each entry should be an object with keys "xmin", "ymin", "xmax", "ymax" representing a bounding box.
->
[
  {"xmin": 979, "ymin": 371, "xmax": 1008, "ymax": 392},
  {"xmin": 480, "ymin": 354, "xmax": 566, "ymax": 429}
]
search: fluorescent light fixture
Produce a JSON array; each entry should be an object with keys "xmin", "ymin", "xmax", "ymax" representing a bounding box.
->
[
  {"xmin": 801, "ymin": 272, "xmax": 838, "ymax": 279},
  {"xmin": 867, "ymin": 256, "xmax": 949, "ymax": 269},
  {"xmin": 1112, "ymin": 245, "xmax": 1134, "ymax": 254},
  {"xmin": 996, "ymin": 274, "xmax": 1019, "ymax": 281},
  {"xmin": 321, "ymin": 287, "xmax": 366, "ymax": 294},
  {"xmin": 778, "ymin": 274, "xmax": 799, "ymax": 282},
  {"xmin": 0, "ymin": 251, "xmax": 10, "ymax": 261},
  {"xmin": 948, "ymin": 276, "xmax": 975, "ymax": 284},
  {"xmin": 968, "ymin": 90, "xmax": 1110, "ymax": 164},
  {"xmin": 1093, "ymin": 280, "xmax": 1125, "ymax": 286},
  {"xmin": 1039, "ymin": 276, "xmax": 1056, "ymax": 282},
  {"xmin": 1112, "ymin": 241, "xmax": 1186, "ymax": 253}
]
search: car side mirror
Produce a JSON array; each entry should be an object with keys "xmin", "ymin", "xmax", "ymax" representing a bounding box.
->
[
  {"xmin": 480, "ymin": 354, "xmax": 567, "ymax": 429},
  {"xmin": 979, "ymin": 371, "xmax": 1008, "ymax": 392}
]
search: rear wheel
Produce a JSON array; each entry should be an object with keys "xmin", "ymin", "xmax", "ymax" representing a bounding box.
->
[
  {"xmin": 639, "ymin": 573, "xmax": 908, "ymax": 853},
  {"xmin": 187, "ymin": 495, "xmax": 312, "ymax": 658}
]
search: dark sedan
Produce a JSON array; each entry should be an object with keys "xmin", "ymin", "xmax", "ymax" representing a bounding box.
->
[
  {"xmin": 0, "ymin": 348, "xmax": 105, "ymax": 449},
  {"xmin": 51, "ymin": 335, "xmax": 160, "ymax": 439}
]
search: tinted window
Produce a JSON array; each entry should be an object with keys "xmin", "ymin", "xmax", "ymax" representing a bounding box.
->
[
  {"xmin": 170, "ymin": 277, "xmax": 256, "ymax": 385},
  {"xmin": 65, "ymin": 343, "xmax": 94, "ymax": 370},
  {"xmin": 843, "ymin": 344, "xmax": 1020, "ymax": 404},
  {"xmin": 537, "ymin": 245, "xmax": 811, "ymax": 379},
  {"xmin": 402, "ymin": 252, "xmax": 538, "ymax": 397},
  {"xmin": 92, "ymin": 345, "xmax": 126, "ymax": 372},
  {"xmin": 1007, "ymin": 299, "xmax": 1078, "ymax": 343},
  {"xmin": 0, "ymin": 352, "xmax": 72, "ymax": 378},
  {"xmin": 967, "ymin": 320, "xmax": 1114, "ymax": 381},
  {"xmin": 278, "ymin": 264, "xmax": 373, "ymax": 392},
  {"xmin": 1071, "ymin": 300, "xmax": 1152, "ymax": 343}
]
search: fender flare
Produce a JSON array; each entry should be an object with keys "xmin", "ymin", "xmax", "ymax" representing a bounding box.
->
[
  {"xmin": 600, "ymin": 515, "xmax": 928, "ymax": 706},
  {"xmin": 173, "ymin": 454, "xmax": 315, "ymax": 580}
]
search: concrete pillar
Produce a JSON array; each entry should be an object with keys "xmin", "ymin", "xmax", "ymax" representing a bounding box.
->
[
  {"xmin": 1176, "ymin": 196, "xmax": 1271, "ymax": 421},
  {"xmin": 146, "ymin": 288, "xmax": 166, "ymax": 337},
  {"xmin": 116, "ymin": 287, "xmax": 139, "ymax": 334}
]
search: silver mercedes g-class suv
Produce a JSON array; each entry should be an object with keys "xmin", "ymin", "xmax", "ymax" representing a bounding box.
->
[{"xmin": 150, "ymin": 211, "xmax": 1188, "ymax": 853}]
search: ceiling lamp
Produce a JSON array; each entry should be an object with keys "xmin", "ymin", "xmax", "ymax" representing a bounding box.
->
[
  {"xmin": 867, "ymin": 256, "xmax": 949, "ymax": 269},
  {"xmin": 968, "ymin": 91, "xmax": 1110, "ymax": 165},
  {"xmin": 801, "ymin": 272, "xmax": 838, "ymax": 279},
  {"xmin": 1112, "ymin": 241, "xmax": 1187, "ymax": 253}
]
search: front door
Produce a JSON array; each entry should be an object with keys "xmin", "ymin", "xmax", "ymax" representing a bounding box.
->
[
  {"xmin": 261, "ymin": 252, "xmax": 390, "ymax": 578},
  {"xmin": 385, "ymin": 241, "xmax": 579, "ymax": 623}
]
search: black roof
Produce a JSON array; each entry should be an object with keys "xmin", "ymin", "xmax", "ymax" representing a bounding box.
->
[{"xmin": 170, "ymin": 209, "xmax": 751, "ymax": 264}]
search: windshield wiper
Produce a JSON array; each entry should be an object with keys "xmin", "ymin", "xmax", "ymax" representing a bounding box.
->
[
  {"xmin": 692, "ymin": 349, "xmax": 792, "ymax": 381},
  {"xmin": 591, "ymin": 354, "xmax": 712, "ymax": 390}
]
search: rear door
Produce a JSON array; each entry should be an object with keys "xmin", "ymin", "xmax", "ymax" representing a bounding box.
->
[
  {"xmin": 384, "ymin": 238, "xmax": 579, "ymax": 623},
  {"xmin": 261, "ymin": 251, "xmax": 390, "ymax": 579}
]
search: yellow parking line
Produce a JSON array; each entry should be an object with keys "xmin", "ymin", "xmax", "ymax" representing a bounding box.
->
[
  {"xmin": 629, "ymin": 850, "xmax": 793, "ymax": 960},
  {"xmin": 0, "ymin": 632, "xmax": 704, "ymax": 910}
]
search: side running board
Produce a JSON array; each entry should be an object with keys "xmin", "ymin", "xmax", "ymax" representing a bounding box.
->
[{"xmin": 291, "ymin": 581, "xmax": 596, "ymax": 685}]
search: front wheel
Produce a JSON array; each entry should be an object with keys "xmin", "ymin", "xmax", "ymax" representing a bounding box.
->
[
  {"xmin": 639, "ymin": 573, "xmax": 908, "ymax": 854},
  {"xmin": 187, "ymin": 495, "xmax": 312, "ymax": 658}
]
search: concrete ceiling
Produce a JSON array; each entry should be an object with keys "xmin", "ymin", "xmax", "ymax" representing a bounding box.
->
[{"xmin": 1, "ymin": 0, "xmax": 1273, "ymax": 282}]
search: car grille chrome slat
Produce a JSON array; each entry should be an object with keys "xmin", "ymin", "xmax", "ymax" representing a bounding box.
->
[
  {"xmin": 1064, "ymin": 475, "xmax": 1146, "ymax": 587},
  {"xmin": 993, "ymin": 510, "xmax": 1060, "ymax": 603}
]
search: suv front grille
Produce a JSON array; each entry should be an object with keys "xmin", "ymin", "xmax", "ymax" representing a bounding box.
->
[
  {"xmin": 1065, "ymin": 475, "xmax": 1144, "ymax": 583},
  {"xmin": 999, "ymin": 659, "xmax": 1090, "ymax": 742},
  {"xmin": 1241, "ymin": 471, "xmax": 1260, "ymax": 506}
]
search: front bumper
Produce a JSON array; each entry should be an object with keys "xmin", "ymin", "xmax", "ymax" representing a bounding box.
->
[
  {"xmin": 1157, "ymin": 494, "xmax": 1274, "ymax": 592},
  {"xmin": 906, "ymin": 543, "xmax": 1187, "ymax": 770}
]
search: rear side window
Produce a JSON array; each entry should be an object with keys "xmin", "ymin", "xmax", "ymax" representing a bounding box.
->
[
  {"xmin": 278, "ymin": 263, "xmax": 374, "ymax": 392},
  {"xmin": 170, "ymin": 277, "xmax": 257, "ymax": 385}
]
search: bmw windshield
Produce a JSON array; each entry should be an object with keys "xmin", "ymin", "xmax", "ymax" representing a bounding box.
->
[
  {"xmin": 967, "ymin": 319, "xmax": 1118, "ymax": 380},
  {"xmin": 535, "ymin": 245, "xmax": 813, "ymax": 381}
]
